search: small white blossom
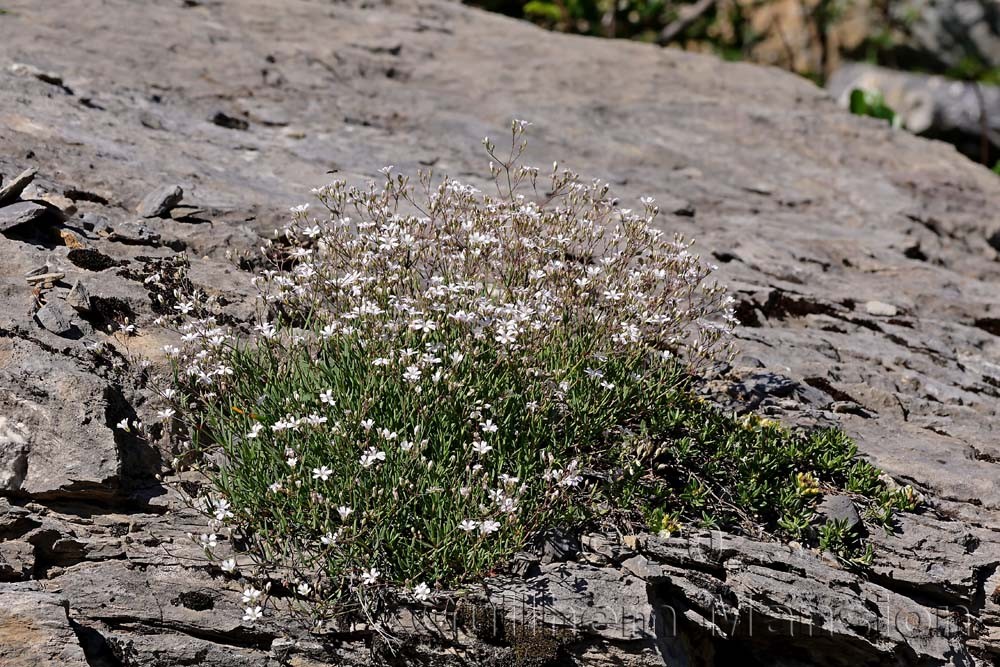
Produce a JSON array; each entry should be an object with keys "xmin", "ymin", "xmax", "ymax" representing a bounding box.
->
[
  {"xmin": 312, "ymin": 466, "xmax": 333, "ymax": 482},
  {"xmin": 479, "ymin": 520, "xmax": 501, "ymax": 535},
  {"xmin": 242, "ymin": 605, "xmax": 263, "ymax": 623},
  {"xmin": 412, "ymin": 582, "xmax": 431, "ymax": 601},
  {"xmin": 242, "ymin": 587, "xmax": 262, "ymax": 604},
  {"xmin": 360, "ymin": 447, "xmax": 386, "ymax": 468},
  {"xmin": 360, "ymin": 567, "xmax": 380, "ymax": 586}
]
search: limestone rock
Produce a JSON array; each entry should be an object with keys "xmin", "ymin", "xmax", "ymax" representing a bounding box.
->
[
  {"xmin": 0, "ymin": 0, "xmax": 998, "ymax": 665},
  {"xmin": 65, "ymin": 280, "xmax": 91, "ymax": 312},
  {"xmin": 35, "ymin": 300, "xmax": 78, "ymax": 337},
  {"xmin": 136, "ymin": 185, "xmax": 183, "ymax": 218},
  {"xmin": 0, "ymin": 337, "xmax": 124, "ymax": 498},
  {"xmin": 0, "ymin": 201, "xmax": 48, "ymax": 232},
  {"xmin": 0, "ymin": 167, "xmax": 37, "ymax": 206},
  {"xmin": 814, "ymin": 494, "xmax": 863, "ymax": 534},
  {"xmin": 864, "ymin": 300, "xmax": 899, "ymax": 317},
  {"xmin": 0, "ymin": 590, "xmax": 90, "ymax": 666}
]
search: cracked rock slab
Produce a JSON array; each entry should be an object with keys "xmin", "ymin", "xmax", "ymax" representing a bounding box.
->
[
  {"xmin": 0, "ymin": 201, "xmax": 48, "ymax": 232},
  {"xmin": 0, "ymin": 337, "xmax": 122, "ymax": 498},
  {"xmin": 0, "ymin": 590, "xmax": 89, "ymax": 666}
]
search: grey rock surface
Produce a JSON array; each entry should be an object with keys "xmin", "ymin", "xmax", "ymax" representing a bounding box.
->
[
  {"xmin": 0, "ymin": 167, "xmax": 37, "ymax": 206},
  {"xmin": 814, "ymin": 494, "xmax": 863, "ymax": 534},
  {"xmin": 0, "ymin": 591, "xmax": 90, "ymax": 666},
  {"xmin": 34, "ymin": 300, "xmax": 77, "ymax": 336},
  {"xmin": 0, "ymin": 201, "xmax": 48, "ymax": 232},
  {"xmin": 136, "ymin": 185, "xmax": 183, "ymax": 218},
  {"xmin": 64, "ymin": 279, "xmax": 91, "ymax": 312},
  {"xmin": 0, "ymin": 0, "xmax": 998, "ymax": 665}
]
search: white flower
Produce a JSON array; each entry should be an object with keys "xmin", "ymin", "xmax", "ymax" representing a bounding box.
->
[
  {"xmin": 403, "ymin": 365, "xmax": 421, "ymax": 383},
  {"xmin": 286, "ymin": 456, "xmax": 298, "ymax": 468},
  {"xmin": 162, "ymin": 345, "xmax": 181, "ymax": 357},
  {"xmin": 412, "ymin": 582, "xmax": 431, "ymax": 601},
  {"xmin": 199, "ymin": 533, "xmax": 218, "ymax": 548},
  {"xmin": 319, "ymin": 389, "xmax": 335, "ymax": 405},
  {"xmin": 337, "ymin": 505, "xmax": 353, "ymax": 520},
  {"xmin": 471, "ymin": 440, "xmax": 492, "ymax": 456},
  {"xmin": 312, "ymin": 465, "xmax": 333, "ymax": 482},
  {"xmin": 220, "ymin": 558, "xmax": 237, "ymax": 573},
  {"xmin": 116, "ymin": 418, "xmax": 131, "ymax": 432},
  {"xmin": 242, "ymin": 605, "xmax": 263, "ymax": 623},
  {"xmin": 459, "ymin": 519, "xmax": 479, "ymax": 532},
  {"xmin": 584, "ymin": 367, "xmax": 603, "ymax": 380},
  {"xmin": 213, "ymin": 499, "xmax": 234, "ymax": 521},
  {"xmin": 290, "ymin": 203, "xmax": 310, "ymax": 214},
  {"xmin": 360, "ymin": 419, "xmax": 375, "ymax": 431},
  {"xmin": 321, "ymin": 531, "xmax": 337, "ymax": 546},
  {"xmin": 256, "ymin": 322, "xmax": 277, "ymax": 339},
  {"xmin": 360, "ymin": 567, "xmax": 380, "ymax": 586},
  {"xmin": 242, "ymin": 586, "xmax": 262, "ymax": 604},
  {"xmin": 603, "ymin": 290, "xmax": 623, "ymax": 302},
  {"xmin": 303, "ymin": 413, "xmax": 327, "ymax": 426},
  {"xmin": 495, "ymin": 329, "xmax": 518, "ymax": 346},
  {"xmin": 268, "ymin": 482, "xmax": 283, "ymax": 493},
  {"xmin": 600, "ymin": 380, "xmax": 615, "ymax": 391},
  {"xmin": 497, "ymin": 496, "xmax": 518, "ymax": 514},
  {"xmin": 480, "ymin": 419, "xmax": 498, "ymax": 434},
  {"xmin": 360, "ymin": 447, "xmax": 386, "ymax": 468},
  {"xmin": 271, "ymin": 416, "xmax": 298, "ymax": 432},
  {"xmin": 479, "ymin": 520, "xmax": 501, "ymax": 535},
  {"xmin": 297, "ymin": 582, "xmax": 312, "ymax": 596},
  {"xmin": 247, "ymin": 423, "xmax": 264, "ymax": 439}
]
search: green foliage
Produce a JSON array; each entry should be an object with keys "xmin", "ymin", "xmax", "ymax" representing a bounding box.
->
[
  {"xmin": 163, "ymin": 126, "xmax": 915, "ymax": 623},
  {"xmin": 632, "ymin": 401, "xmax": 912, "ymax": 558},
  {"xmin": 177, "ymin": 331, "xmax": 905, "ymax": 605},
  {"xmin": 817, "ymin": 519, "xmax": 872, "ymax": 565},
  {"xmin": 849, "ymin": 88, "xmax": 901, "ymax": 128},
  {"xmin": 993, "ymin": 160, "xmax": 1000, "ymax": 175},
  {"xmin": 467, "ymin": 0, "xmax": 713, "ymax": 43}
]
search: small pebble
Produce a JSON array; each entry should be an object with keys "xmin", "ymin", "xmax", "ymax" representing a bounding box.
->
[{"xmin": 864, "ymin": 300, "xmax": 898, "ymax": 317}]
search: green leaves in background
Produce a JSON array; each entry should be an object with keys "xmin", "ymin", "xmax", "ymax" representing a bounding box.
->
[{"xmin": 849, "ymin": 88, "xmax": 901, "ymax": 129}]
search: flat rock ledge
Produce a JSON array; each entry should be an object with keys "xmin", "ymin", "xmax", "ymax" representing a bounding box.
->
[{"xmin": 1, "ymin": 0, "xmax": 1000, "ymax": 665}]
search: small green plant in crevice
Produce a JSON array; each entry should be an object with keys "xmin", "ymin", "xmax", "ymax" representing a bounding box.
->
[
  {"xmin": 849, "ymin": 87, "xmax": 901, "ymax": 128},
  {"xmin": 625, "ymin": 399, "xmax": 915, "ymax": 565},
  {"xmin": 817, "ymin": 518, "xmax": 873, "ymax": 565},
  {"xmin": 157, "ymin": 122, "xmax": 915, "ymax": 630}
]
